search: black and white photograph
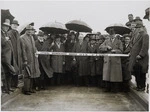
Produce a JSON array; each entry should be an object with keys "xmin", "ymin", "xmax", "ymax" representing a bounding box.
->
[{"xmin": 0, "ymin": 0, "xmax": 149, "ymax": 111}]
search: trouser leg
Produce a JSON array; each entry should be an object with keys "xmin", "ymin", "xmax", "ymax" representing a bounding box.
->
[
  {"xmin": 5, "ymin": 73, "xmax": 12, "ymax": 91},
  {"xmin": 12, "ymin": 75, "xmax": 18, "ymax": 88},
  {"xmin": 140, "ymin": 73, "xmax": 146, "ymax": 89}
]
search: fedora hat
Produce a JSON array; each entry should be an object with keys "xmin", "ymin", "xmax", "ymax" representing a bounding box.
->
[
  {"xmin": 26, "ymin": 24, "xmax": 33, "ymax": 30},
  {"xmin": 3, "ymin": 19, "xmax": 11, "ymax": 27},
  {"xmin": 11, "ymin": 20, "xmax": 19, "ymax": 26},
  {"xmin": 134, "ymin": 16, "xmax": 142, "ymax": 21},
  {"xmin": 143, "ymin": 7, "xmax": 150, "ymax": 19},
  {"xmin": 37, "ymin": 30, "xmax": 44, "ymax": 36}
]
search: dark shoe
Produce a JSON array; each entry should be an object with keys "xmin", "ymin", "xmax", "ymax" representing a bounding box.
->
[
  {"xmin": 104, "ymin": 88, "xmax": 111, "ymax": 92},
  {"xmin": 24, "ymin": 92, "xmax": 31, "ymax": 95},
  {"xmin": 133, "ymin": 87, "xmax": 140, "ymax": 91},
  {"xmin": 9, "ymin": 88, "xmax": 15, "ymax": 92},
  {"xmin": 3, "ymin": 90, "xmax": 10, "ymax": 94},
  {"xmin": 29, "ymin": 90, "xmax": 36, "ymax": 93}
]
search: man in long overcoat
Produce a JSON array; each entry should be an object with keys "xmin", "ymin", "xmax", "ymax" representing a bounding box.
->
[
  {"xmin": 129, "ymin": 22, "xmax": 149, "ymax": 91},
  {"xmin": 36, "ymin": 31, "xmax": 53, "ymax": 89},
  {"xmin": 8, "ymin": 20, "xmax": 22, "ymax": 88},
  {"xmin": 65, "ymin": 32, "xmax": 77, "ymax": 84},
  {"xmin": 1, "ymin": 19, "xmax": 17, "ymax": 94},
  {"xmin": 121, "ymin": 35, "xmax": 132, "ymax": 92},
  {"xmin": 99, "ymin": 28, "xmax": 123, "ymax": 92},
  {"xmin": 20, "ymin": 25, "xmax": 40, "ymax": 95},
  {"xmin": 72, "ymin": 33, "xmax": 90, "ymax": 86}
]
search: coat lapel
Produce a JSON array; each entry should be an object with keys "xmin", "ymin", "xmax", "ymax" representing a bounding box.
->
[{"xmin": 132, "ymin": 34, "xmax": 142, "ymax": 46}]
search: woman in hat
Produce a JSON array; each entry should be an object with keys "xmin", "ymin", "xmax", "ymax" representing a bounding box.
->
[{"xmin": 50, "ymin": 35, "xmax": 65, "ymax": 85}]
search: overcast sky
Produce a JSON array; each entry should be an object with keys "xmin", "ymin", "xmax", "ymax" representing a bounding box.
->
[{"xmin": 0, "ymin": 0, "xmax": 150, "ymax": 34}]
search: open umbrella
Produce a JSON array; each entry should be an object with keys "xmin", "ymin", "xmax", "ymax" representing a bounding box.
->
[
  {"xmin": 105, "ymin": 23, "xmax": 131, "ymax": 35},
  {"xmin": 1, "ymin": 9, "xmax": 15, "ymax": 24},
  {"xmin": 65, "ymin": 20, "xmax": 92, "ymax": 32},
  {"xmin": 39, "ymin": 22, "xmax": 68, "ymax": 34},
  {"xmin": 18, "ymin": 22, "xmax": 34, "ymax": 35}
]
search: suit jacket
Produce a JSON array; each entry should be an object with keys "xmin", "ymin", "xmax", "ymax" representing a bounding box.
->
[{"xmin": 129, "ymin": 32, "xmax": 149, "ymax": 73}]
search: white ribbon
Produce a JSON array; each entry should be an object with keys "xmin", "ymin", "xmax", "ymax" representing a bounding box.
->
[{"xmin": 36, "ymin": 51, "xmax": 129, "ymax": 57}]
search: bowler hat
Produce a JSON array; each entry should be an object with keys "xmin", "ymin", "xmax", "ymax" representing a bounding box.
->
[
  {"xmin": 3, "ymin": 19, "xmax": 11, "ymax": 27},
  {"xmin": 143, "ymin": 7, "xmax": 150, "ymax": 19},
  {"xmin": 134, "ymin": 16, "xmax": 142, "ymax": 21},
  {"xmin": 11, "ymin": 20, "xmax": 19, "ymax": 26}
]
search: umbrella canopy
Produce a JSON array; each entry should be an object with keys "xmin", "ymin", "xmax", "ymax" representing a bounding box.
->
[
  {"xmin": 18, "ymin": 22, "xmax": 34, "ymax": 35},
  {"xmin": 1, "ymin": 9, "xmax": 15, "ymax": 24},
  {"xmin": 65, "ymin": 20, "xmax": 92, "ymax": 32},
  {"xmin": 39, "ymin": 22, "xmax": 68, "ymax": 34},
  {"xmin": 105, "ymin": 23, "xmax": 131, "ymax": 35}
]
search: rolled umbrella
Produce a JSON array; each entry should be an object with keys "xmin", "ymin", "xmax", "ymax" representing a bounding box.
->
[
  {"xmin": 105, "ymin": 23, "xmax": 131, "ymax": 35},
  {"xmin": 1, "ymin": 9, "xmax": 15, "ymax": 24},
  {"xmin": 65, "ymin": 20, "xmax": 92, "ymax": 32},
  {"xmin": 18, "ymin": 22, "xmax": 34, "ymax": 35},
  {"xmin": 39, "ymin": 22, "xmax": 68, "ymax": 34}
]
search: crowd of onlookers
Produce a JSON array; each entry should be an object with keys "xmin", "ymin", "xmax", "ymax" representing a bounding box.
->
[{"xmin": 1, "ymin": 8, "xmax": 149, "ymax": 95}]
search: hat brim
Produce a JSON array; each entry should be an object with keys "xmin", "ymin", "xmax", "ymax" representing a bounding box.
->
[
  {"xmin": 134, "ymin": 19, "xmax": 142, "ymax": 21},
  {"xmin": 13, "ymin": 23, "xmax": 19, "ymax": 26},
  {"xmin": 143, "ymin": 14, "xmax": 149, "ymax": 19},
  {"xmin": 135, "ymin": 25, "xmax": 144, "ymax": 28},
  {"xmin": 3, "ymin": 23, "xmax": 11, "ymax": 27}
]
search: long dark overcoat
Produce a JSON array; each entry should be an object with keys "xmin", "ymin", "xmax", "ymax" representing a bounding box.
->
[
  {"xmin": 1, "ymin": 30, "xmax": 18, "ymax": 77},
  {"xmin": 129, "ymin": 32, "xmax": 149, "ymax": 73},
  {"xmin": 88, "ymin": 44, "xmax": 97, "ymax": 76},
  {"xmin": 121, "ymin": 43, "xmax": 131, "ymax": 81},
  {"xmin": 96, "ymin": 44, "xmax": 104, "ymax": 76},
  {"xmin": 72, "ymin": 41, "xmax": 89, "ymax": 76},
  {"xmin": 65, "ymin": 39, "xmax": 76, "ymax": 71},
  {"xmin": 99, "ymin": 36, "xmax": 123, "ymax": 82},
  {"xmin": 39, "ymin": 38, "xmax": 53, "ymax": 78},
  {"xmin": 50, "ymin": 43, "xmax": 65, "ymax": 73},
  {"xmin": 20, "ymin": 34, "xmax": 40, "ymax": 78},
  {"xmin": 8, "ymin": 29, "xmax": 22, "ymax": 74}
]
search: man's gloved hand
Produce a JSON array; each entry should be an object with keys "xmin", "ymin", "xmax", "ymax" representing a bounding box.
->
[{"xmin": 136, "ymin": 55, "xmax": 142, "ymax": 60}]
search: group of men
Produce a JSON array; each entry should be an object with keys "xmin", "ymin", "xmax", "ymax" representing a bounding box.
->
[{"xmin": 1, "ymin": 9, "xmax": 149, "ymax": 95}]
